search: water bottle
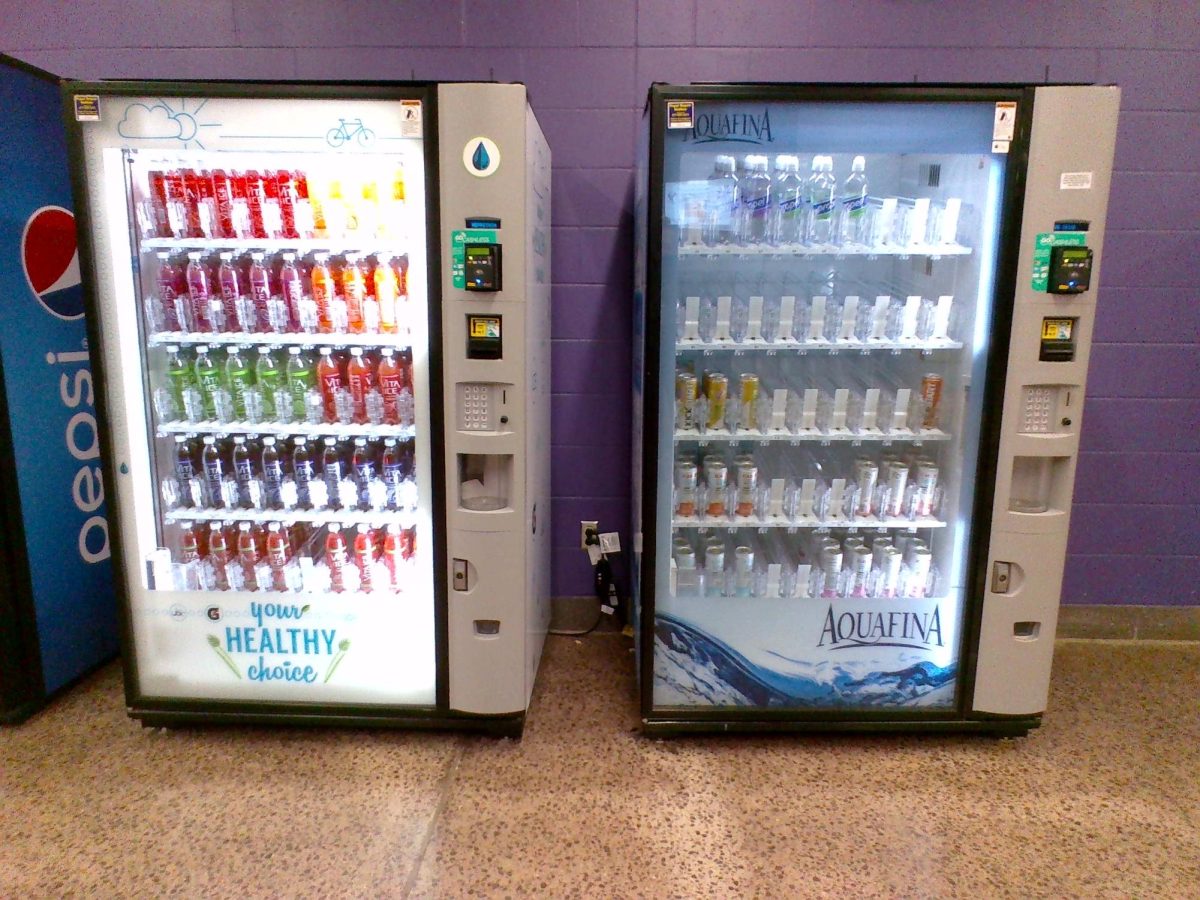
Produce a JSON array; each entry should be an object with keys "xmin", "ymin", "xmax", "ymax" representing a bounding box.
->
[
  {"xmin": 739, "ymin": 155, "xmax": 772, "ymax": 245},
  {"xmin": 704, "ymin": 155, "xmax": 738, "ymax": 246},
  {"xmin": 839, "ymin": 155, "xmax": 869, "ymax": 246},
  {"xmin": 771, "ymin": 155, "xmax": 803, "ymax": 245},
  {"xmin": 809, "ymin": 156, "xmax": 837, "ymax": 245}
]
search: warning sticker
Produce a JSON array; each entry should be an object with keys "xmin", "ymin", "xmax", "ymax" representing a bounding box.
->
[
  {"xmin": 667, "ymin": 100, "xmax": 694, "ymax": 129},
  {"xmin": 73, "ymin": 95, "xmax": 100, "ymax": 121},
  {"xmin": 993, "ymin": 102, "xmax": 1017, "ymax": 141},
  {"xmin": 400, "ymin": 100, "xmax": 422, "ymax": 137},
  {"xmin": 1059, "ymin": 171, "xmax": 1093, "ymax": 190}
]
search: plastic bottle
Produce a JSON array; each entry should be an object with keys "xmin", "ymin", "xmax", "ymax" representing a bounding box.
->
[
  {"xmin": 316, "ymin": 346, "xmax": 343, "ymax": 423},
  {"xmin": 243, "ymin": 169, "xmax": 268, "ymax": 239},
  {"xmin": 354, "ymin": 524, "xmax": 375, "ymax": 593},
  {"xmin": 147, "ymin": 170, "xmax": 171, "ymax": 238},
  {"xmin": 322, "ymin": 437, "xmax": 343, "ymax": 510},
  {"xmin": 279, "ymin": 253, "xmax": 304, "ymax": 330},
  {"xmin": 201, "ymin": 436, "xmax": 224, "ymax": 509},
  {"xmin": 771, "ymin": 155, "xmax": 804, "ymax": 245},
  {"xmin": 237, "ymin": 522, "xmax": 259, "ymax": 590},
  {"xmin": 261, "ymin": 436, "xmax": 284, "ymax": 510},
  {"xmin": 839, "ymin": 155, "xmax": 869, "ymax": 246},
  {"xmin": 276, "ymin": 170, "xmax": 300, "ymax": 239},
  {"xmin": 292, "ymin": 436, "xmax": 314, "ymax": 509},
  {"xmin": 325, "ymin": 523, "xmax": 348, "ymax": 593},
  {"xmin": 704, "ymin": 155, "xmax": 739, "ymax": 246},
  {"xmin": 352, "ymin": 438, "xmax": 374, "ymax": 511},
  {"xmin": 174, "ymin": 435, "xmax": 195, "ymax": 504},
  {"xmin": 154, "ymin": 253, "xmax": 183, "ymax": 331},
  {"xmin": 208, "ymin": 522, "xmax": 231, "ymax": 590},
  {"xmin": 224, "ymin": 346, "xmax": 254, "ymax": 421},
  {"xmin": 382, "ymin": 524, "xmax": 402, "ymax": 590},
  {"xmin": 374, "ymin": 254, "xmax": 399, "ymax": 334},
  {"xmin": 211, "ymin": 168, "xmax": 236, "ymax": 238},
  {"xmin": 343, "ymin": 254, "xmax": 366, "ymax": 333},
  {"xmin": 809, "ymin": 156, "xmax": 837, "ymax": 245},
  {"xmin": 216, "ymin": 252, "xmax": 243, "ymax": 332},
  {"xmin": 285, "ymin": 346, "xmax": 316, "ymax": 420},
  {"xmin": 193, "ymin": 345, "xmax": 224, "ymax": 420},
  {"xmin": 266, "ymin": 522, "xmax": 289, "ymax": 591},
  {"xmin": 254, "ymin": 346, "xmax": 282, "ymax": 420},
  {"xmin": 179, "ymin": 520, "xmax": 201, "ymax": 564},
  {"xmin": 346, "ymin": 348, "xmax": 375, "ymax": 423},
  {"xmin": 381, "ymin": 438, "xmax": 403, "ymax": 510},
  {"xmin": 232, "ymin": 436, "xmax": 255, "ymax": 509},
  {"xmin": 739, "ymin": 155, "xmax": 772, "ymax": 244},
  {"xmin": 311, "ymin": 253, "xmax": 335, "ymax": 332},
  {"xmin": 377, "ymin": 348, "xmax": 405, "ymax": 424},
  {"xmin": 186, "ymin": 252, "xmax": 212, "ymax": 333},
  {"xmin": 164, "ymin": 345, "xmax": 194, "ymax": 417},
  {"xmin": 261, "ymin": 170, "xmax": 283, "ymax": 238},
  {"xmin": 248, "ymin": 252, "xmax": 272, "ymax": 332}
]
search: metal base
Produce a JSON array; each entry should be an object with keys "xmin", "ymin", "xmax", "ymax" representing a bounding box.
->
[
  {"xmin": 642, "ymin": 715, "xmax": 1040, "ymax": 739},
  {"xmin": 131, "ymin": 705, "xmax": 526, "ymax": 738}
]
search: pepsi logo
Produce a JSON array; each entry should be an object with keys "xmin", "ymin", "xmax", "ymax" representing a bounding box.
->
[{"xmin": 22, "ymin": 206, "xmax": 84, "ymax": 321}]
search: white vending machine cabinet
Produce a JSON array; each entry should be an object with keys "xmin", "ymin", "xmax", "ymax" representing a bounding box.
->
[
  {"xmin": 66, "ymin": 80, "xmax": 550, "ymax": 733},
  {"xmin": 632, "ymin": 84, "xmax": 1117, "ymax": 736}
]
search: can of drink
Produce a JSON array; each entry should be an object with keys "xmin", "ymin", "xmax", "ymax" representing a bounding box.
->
[
  {"xmin": 674, "ymin": 543, "xmax": 697, "ymax": 569},
  {"xmin": 908, "ymin": 546, "xmax": 933, "ymax": 597},
  {"xmin": 734, "ymin": 545, "xmax": 755, "ymax": 575},
  {"xmin": 903, "ymin": 538, "xmax": 927, "ymax": 569},
  {"xmin": 885, "ymin": 460, "xmax": 910, "ymax": 517},
  {"xmin": 920, "ymin": 373, "xmax": 944, "ymax": 429},
  {"xmin": 881, "ymin": 547, "xmax": 904, "ymax": 597},
  {"xmin": 914, "ymin": 461, "xmax": 939, "ymax": 517},
  {"xmin": 850, "ymin": 546, "xmax": 873, "ymax": 596},
  {"xmin": 674, "ymin": 460, "xmax": 698, "ymax": 517},
  {"xmin": 705, "ymin": 541, "xmax": 726, "ymax": 574},
  {"xmin": 854, "ymin": 457, "xmax": 879, "ymax": 516},
  {"xmin": 732, "ymin": 453, "xmax": 756, "ymax": 470},
  {"xmin": 735, "ymin": 463, "xmax": 758, "ymax": 517},
  {"xmin": 705, "ymin": 460, "xmax": 729, "ymax": 516},
  {"xmin": 739, "ymin": 373, "xmax": 759, "ymax": 430},
  {"xmin": 871, "ymin": 537, "xmax": 894, "ymax": 573},
  {"xmin": 676, "ymin": 371, "xmax": 699, "ymax": 430},
  {"xmin": 820, "ymin": 546, "xmax": 843, "ymax": 597},
  {"xmin": 704, "ymin": 372, "xmax": 728, "ymax": 430}
]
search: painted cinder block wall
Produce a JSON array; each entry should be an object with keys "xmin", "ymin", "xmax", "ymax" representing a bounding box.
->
[{"xmin": 9, "ymin": 1, "xmax": 1198, "ymax": 604}]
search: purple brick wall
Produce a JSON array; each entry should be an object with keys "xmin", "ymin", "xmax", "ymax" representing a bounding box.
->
[{"xmin": 9, "ymin": 1, "xmax": 1198, "ymax": 604}]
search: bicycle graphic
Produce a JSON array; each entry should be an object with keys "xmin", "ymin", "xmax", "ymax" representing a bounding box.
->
[{"xmin": 326, "ymin": 118, "xmax": 375, "ymax": 148}]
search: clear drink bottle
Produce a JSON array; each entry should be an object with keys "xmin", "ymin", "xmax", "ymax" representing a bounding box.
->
[
  {"xmin": 174, "ymin": 435, "xmax": 196, "ymax": 505},
  {"xmin": 739, "ymin": 155, "xmax": 772, "ymax": 245},
  {"xmin": 839, "ymin": 155, "xmax": 869, "ymax": 246},
  {"xmin": 771, "ymin": 155, "xmax": 804, "ymax": 245},
  {"xmin": 808, "ymin": 156, "xmax": 837, "ymax": 245},
  {"xmin": 704, "ymin": 155, "xmax": 738, "ymax": 246}
]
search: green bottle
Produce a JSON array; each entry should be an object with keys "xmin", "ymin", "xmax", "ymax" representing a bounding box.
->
[
  {"xmin": 164, "ymin": 344, "xmax": 196, "ymax": 417},
  {"xmin": 224, "ymin": 346, "xmax": 254, "ymax": 420},
  {"xmin": 193, "ymin": 345, "xmax": 226, "ymax": 421},
  {"xmin": 255, "ymin": 346, "xmax": 283, "ymax": 420},
  {"xmin": 285, "ymin": 346, "xmax": 316, "ymax": 420}
]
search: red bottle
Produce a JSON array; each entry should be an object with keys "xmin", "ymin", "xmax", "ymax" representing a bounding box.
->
[
  {"xmin": 148, "ymin": 170, "xmax": 172, "ymax": 237},
  {"xmin": 325, "ymin": 524, "xmax": 348, "ymax": 593},
  {"xmin": 179, "ymin": 521, "xmax": 202, "ymax": 564},
  {"xmin": 346, "ymin": 347, "xmax": 375, "ymax": 423},
  {"xmin": 237, "ymin": 523, "xmax": 259, "ymax": 591},
  {"xmin": 243, "ymin": 169, "xmax": 268, "ymax": 239},
  {"xmin": 163, "ymin": 169, "xmax": 187, "ymax": 238},
  {"xmin": 382, "ymin": 524, "xmax": 402, "ymax": 590},
  {"xmin": 276, "ymin": 170, "xmax": 299, "ymax": 239},
  {"xmin": 400, "ymin": 525, "xmax": 416, "ymax": 561},
  {"xmin": 262, "ymin": 170, "xmax": 283, "ymax": 238},
  {"xmin": 266, "ymin": 522, "xmax": 289, "ymax": 592},
  {"xmin": 208, "ymin": 523, "xmax": 231, "ymax": 591},
  {"xmin": 377, "ymin": 348, "xmax": 403, "ymax": 424},
  {"xmin": 354, "ymin": 525, "xmax": 375, "ymax": 593}
]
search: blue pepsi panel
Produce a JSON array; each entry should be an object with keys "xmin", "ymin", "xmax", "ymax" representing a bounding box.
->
[{"xmin": 0, "ymin": 59, "xmax": 117, "ymax": 697}]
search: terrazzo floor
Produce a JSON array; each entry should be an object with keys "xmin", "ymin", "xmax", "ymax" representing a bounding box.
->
[{"xmin": 2, "ymin": 636, "xmax": 1197, "ymax": 898}]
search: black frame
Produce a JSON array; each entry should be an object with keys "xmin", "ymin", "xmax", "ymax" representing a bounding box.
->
[
  {"xmin": 62, "ymin": 78, "xmax": 520, "ymax": 735},
  {"xmin": 637, "ymin": 82, "xmax": 1039, "ymax": 737}
]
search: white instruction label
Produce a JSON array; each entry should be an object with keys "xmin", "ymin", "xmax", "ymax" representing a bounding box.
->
[
  {"xmin": 993, "ymin": 102, "xmax": 1017, "ymax": 141},
  {"xmin": 1060, "ymin": 171, "xmax": 1093, "ymax": 190}
]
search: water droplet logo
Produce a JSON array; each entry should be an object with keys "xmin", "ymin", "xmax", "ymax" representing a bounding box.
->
[{"xmin": 463, "ymin": 136, "xmax": 500, "ymax": 178}]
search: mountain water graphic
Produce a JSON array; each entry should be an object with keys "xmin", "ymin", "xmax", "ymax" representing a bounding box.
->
[{"xmin": 654, "ymin": 614, "xmax": 957, "ymax": 709}]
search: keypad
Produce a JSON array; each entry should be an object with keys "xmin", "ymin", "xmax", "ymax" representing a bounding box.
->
[
  {"xmin": 459, "ymin": 383, "xmax": 493, "ymax": 431},
  {"xmin": 1020, "ymin": 386, "xmax": 1053, "ymax": 434}
]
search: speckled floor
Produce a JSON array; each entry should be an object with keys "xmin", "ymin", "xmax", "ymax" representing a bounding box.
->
[{"xmin": 1, "ymin": 637, "xmax": 1197, "ymax": 898}]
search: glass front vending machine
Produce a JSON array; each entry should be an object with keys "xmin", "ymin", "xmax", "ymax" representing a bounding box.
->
[
  {"xmin": 65, "ymin": 81, "xmax": 550, "ymax": 733},
  {"xmin": 632, "ymin": 84, "xmax": 1117, "ymax": 735}
]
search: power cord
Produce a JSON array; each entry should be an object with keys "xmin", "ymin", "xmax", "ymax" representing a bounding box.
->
[{"xmin": 549, "ymin": 527, "xmax": 613, "ymax": 636}]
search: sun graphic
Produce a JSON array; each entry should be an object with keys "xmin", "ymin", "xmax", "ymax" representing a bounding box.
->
[{"xmin": 117, "ymin": 97, "xmax": 221, "ymax": 150}]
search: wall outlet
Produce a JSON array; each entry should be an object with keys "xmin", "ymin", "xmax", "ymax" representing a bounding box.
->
[{"xmin": 580, "ymin": 520, "xmax": 598, "ymax": 550}]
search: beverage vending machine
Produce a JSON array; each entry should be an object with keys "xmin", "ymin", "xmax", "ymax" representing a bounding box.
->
[
  {"xmin": 632, "ymin": 84, "xmax": 1117, "ymax": 735},
  {"xmin": 65, "ymin": 80, "xmax": 550, "ymax": 733}
]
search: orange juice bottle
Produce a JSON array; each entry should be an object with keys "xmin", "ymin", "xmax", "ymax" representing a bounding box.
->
[
  {"xmin": 342, "ymin": 253, "xmax": 366, "ymax": 333},
  {"xmin": 374, "ymin": 254, "xmax": 399, "ymax": 334},
  {"xmin": 311, "ymin": 253, "xmax": 334, "ymax": 332}
]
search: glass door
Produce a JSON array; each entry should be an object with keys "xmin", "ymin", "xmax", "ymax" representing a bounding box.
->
[
  {"xmin": 650, "ymin": 96, "xmax": 1011, "ymax": 712},
  {"xmin": 73, "ymin": 90, "xmax": 437, "ymax": 706}
]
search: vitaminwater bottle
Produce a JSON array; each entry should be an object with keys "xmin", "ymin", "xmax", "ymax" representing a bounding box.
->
[
  {"xmin": 346, "ymin": 347, "xmax": 375, "ymax": 423},
  {"xmin": 354, "ymin": 524, "xmax": 375, "ymax": 593},
  {"xmin": 276, "ymin": 170, "xmax": 300, "ymax": 239},
  {"xmin": 164, "ymin": 345, "xmax": 195, "ymax": 419},
  {"xmin": 254, "ymin": 346, "xmax": 282, "ymax": 420},
  {"xmin": 279, "ymin": 252, "xmax": 305, "ymax": 331},
  {"xmin": 266, "ymin": 522, "xmax": 290, "ymax": 592},
  {"xmin": 838, "ymin": 155, "xmax": 869, "ymax": 246},
  {"xmin": 322, "ymin": 437, "xmax": 343, "ymax": 510},
  {"xmin": 224, "ymin": 346, "xmax": 253, "ymax": 420},
  {"xmin": 317, "ymin": 346, "xmax": 343, "ymax": 423},
  {"xmin": 186, "ymin": 252, "xmax": 212, "ymax": 333},
  {"xmin": 285, "ymin": 346, "xmax": 316, "ymax": 421},
  {"xmin": 193, "ymin": 345, "xmax": 225, "ymax": 420},
  {"xmin": 232, "ymin": 436, "xmax": 255, "ymax": 509},
  {"xmin": 217, "ymin": 252, "xmax": 243, "ymax": 331},
  {"xmin": 382, "ymin": 524, "xmax": 402, "ymax": 590},
  {"xmin": 248, "ymin": 252, "xmax": 272, "ymax": 332},
  {"xmin": 201, "ymin": 436, "xmax": 225, "ymax": 509},
  {"xmin": 208, "ymin": 521, "xmax": 231, "ymax": 591},
  {"xmin": 311, "ymin": 253, "xmax": 335, "ymax": 332},
  {"xmin": 154, "ymin": 252, "xmax": 183, "ymax": 331},
  {"xmin": 325, "ymin": 523, "xmax": 348, "ymax": 593},
  {"xmin": 342, "ymin": 254, "xmax": 366, "ymax": 333},
  {"xmin": 292, "ymin": 436, "xmax": 314, "ymax": 509},
  {"xmin": 261, "ymin": 436, "xmax": 284, "ymax": 510},
  {"xmin": 352, "ymin": 438, "xmax": 374, "ymax": 511},
  {"xmin": 381, "ymin": 438, "xmax": 403, "ymax": 510},
  {"xmin": 237, "ymin": 522, "xmax": 259, "ymax": 591},
  {"xmin": 374, "ymin": 254, "xmax": 399, "ymax": 334}
]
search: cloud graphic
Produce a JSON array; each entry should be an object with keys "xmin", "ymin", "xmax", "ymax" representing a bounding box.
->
[{"xmin": 118, "ymin": 102, "xmax": 184, "ymax": 140}]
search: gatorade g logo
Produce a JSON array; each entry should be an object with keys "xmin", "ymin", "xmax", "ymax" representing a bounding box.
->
[
  {"xmin": 22, "ymin": 206, "xmax": 84, "ymax": 321},
  {"xmin": 463, "ymin": 137, "xmax": 500, "ymax": 177}
]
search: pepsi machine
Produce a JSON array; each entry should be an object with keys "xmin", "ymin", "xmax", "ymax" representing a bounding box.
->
[{"xmin": 0, "ymin": 55, "xmax": 117, "ymax": 723}]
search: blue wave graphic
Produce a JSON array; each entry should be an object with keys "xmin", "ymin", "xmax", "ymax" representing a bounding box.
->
[{"xmin": 654, "ymin": 614, "xmax": 957, "ymax": 710}]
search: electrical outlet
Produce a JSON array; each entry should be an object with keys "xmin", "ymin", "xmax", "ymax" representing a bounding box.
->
[{"xmin": 580, "ymin": 520, "xmax": 598, "ymax": 550}]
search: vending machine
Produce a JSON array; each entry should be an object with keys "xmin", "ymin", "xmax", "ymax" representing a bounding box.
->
[
  {"xmin": 632, "ymin": 84, "xmax": 1117, "ymax": 735},
  {"xmin": 65, "ymin": 80, "xmax": 550, "ymax": 733},
  {"xmin": 0, "ymin": 55, "xmax": 116, "ymax": 724}
]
